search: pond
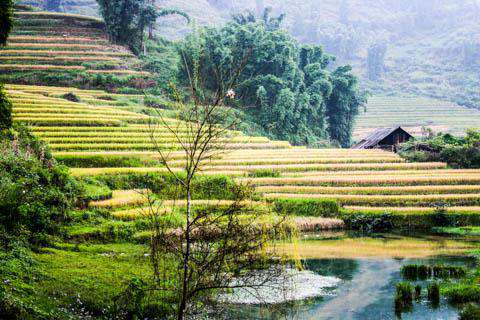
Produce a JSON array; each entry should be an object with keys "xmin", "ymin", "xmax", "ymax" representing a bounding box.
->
[{"xmin": 221, "ymin": 233, "xmax": 479, "ymax": 320}]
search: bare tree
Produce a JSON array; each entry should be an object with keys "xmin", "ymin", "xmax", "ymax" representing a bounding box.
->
[{"xmin": 143, "ymin": 42, "xmax": 292, "ymax": 319}]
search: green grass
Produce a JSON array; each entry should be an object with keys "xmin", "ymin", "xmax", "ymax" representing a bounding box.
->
[
  {"xmin": 34, "ymin": 243, "xmax": 159, "ymax": 315},
  {"xmin": 433, "ymin": 226, "xmax": 480, "ymax": 237}
]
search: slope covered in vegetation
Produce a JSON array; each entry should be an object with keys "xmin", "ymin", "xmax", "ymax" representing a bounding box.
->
[
  {"xmin": 17, "ymin": 0, "xmax": 480, "ymax": 142},
  {"xmin": 5, "ymin": 82, "xmax": 480, "ymax": 228},
  {"xmin": 0, "ymin": 10, "xmax": 153, "ymax": 92},
  {"xmin": 19, "ymin": 0, "xmax": 480, "ymax": 110},
  {"xmin": 1, "ymin": 6, "xmax": 480, "ymax": 318},
  {"xmin": 0, "ymin": 8, "xmax": 477, "ymax": 226},
  {"xmin": 354, "ymin": 96, "xmax": 480, "ymax": 140}
]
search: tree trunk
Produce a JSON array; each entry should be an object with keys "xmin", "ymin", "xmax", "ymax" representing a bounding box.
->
[
  {"xmin": 148, "ymin": 25, "xmax": 154, "ymax": 39},
  {"xmin": 177, "ymin": 186, "xmax": 191, "ymax": 320},
  {"xmin": 149, "ymin": 0, "xmax": 155, "ymax": 39}
]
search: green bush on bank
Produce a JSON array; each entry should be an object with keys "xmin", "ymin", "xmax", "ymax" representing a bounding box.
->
[
  {"xmin": 0, "ymin": 71, "xmax": 154, "ymax": 93},
  {"xmin": 342, "ymin": 212, "xmax": 394, "ymax": 232},
  {"xmin": 401, "ymin": 264, "xmax": 467, "ymax": 280},
  {"xmin": 80, "ymin": 178, "xmax": 113, "ymax": 203},
  {"xmin": 399, "ymin": 129, "xmax": 480, "ymax": 169},
  {"xmin": 342, "ymin": 210, "xmax": 480, "ymax": 231},
  {"xmin": 0, "ymin": 126, "xmax": 81, "ymax": 244},
  {"xmin": 82, "ymin": 172, "xmax": 241, "ymax": 200},
  {"xmin": 445, "ymin": 285, "xmax": 480, "ymax": 304},
  {"xmin": 272, "ymin": 198, "xmax": 340, "ymax": 217},
  {"xmin": 66, "ymin": 219, "xmax": 152, "ymax": 243},
  {"xmin": 56, "ymin": 154, "xmax": 160, "ymax": 168},
  {"xmin": 460, "ymin": 303, "xmax": 480, "ymax": 320},
  {"xmin": 248, "ymin": 169, "xmax": 281, "ymax": 178}
]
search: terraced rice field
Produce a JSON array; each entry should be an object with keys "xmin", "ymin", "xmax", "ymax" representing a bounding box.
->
[
  {"xmin": 0, "ymin": 11, "xmax": 150, "ymax": 80},
  {"xmin": 6, "ymin": 84, "xmax": 480, "ymax": 222},
  {"xmin": 353, "ymin": 96, "xmax": 480, "ymax": 140},
  {"xmin": 4, "ymin": 11, "xmax": 480, "ymax": 225},
  {"xmin": 6, "ymin": 84, "xmax": 285, "ymax": 152}
]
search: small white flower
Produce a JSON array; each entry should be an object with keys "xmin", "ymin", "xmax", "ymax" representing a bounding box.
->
[{"xmin": 226, "ymin": 89, "xmax": 235, "ymax": 99}]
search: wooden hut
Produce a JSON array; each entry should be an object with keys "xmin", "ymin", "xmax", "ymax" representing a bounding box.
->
[{"xmin": 351, "ymin": 126, "xmax": 413, "ymax": 151}]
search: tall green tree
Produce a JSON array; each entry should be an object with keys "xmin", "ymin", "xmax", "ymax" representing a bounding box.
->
[
  {"xmin": 96, "ymin": 0, "xmax": 157, "ymax": 54},
  {"xmin": 178, "ymin": 18, "xmax": 364, "ymax": 146},
  {"xmin": 326, "ymin": 66, "xmax": 365, "ymax": 147},
  {"xmin": 0, "ymin": 0, "xmax": 14, "ymax": 46},
  {"xmin": 96, "ymin": 0, "xmax": 188, "ymax": 55}
]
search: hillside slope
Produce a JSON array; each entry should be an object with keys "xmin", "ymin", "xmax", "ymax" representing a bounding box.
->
[
  {"xmin": 354, "ymin": 96, "xmax": 480, "ymax": 139},
  {"xmin": 22, "ymin": 0, "xmax": 480, "ymax": 111},
  {"xmin": 3, "ymin": 11, "xmax": 480, "ymax": 220},
  {"xmin": 0, "ymin": 10, "xmax": 152, "ymax": 91},
  {"xmin": 7, "ymin": 83, "xmax": 480, "ymax": 222}
]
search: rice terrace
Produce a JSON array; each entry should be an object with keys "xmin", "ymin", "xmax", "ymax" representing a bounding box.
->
[{"xmin": 0, "ymin": 1, "xmax": 479, "ymax": 320}]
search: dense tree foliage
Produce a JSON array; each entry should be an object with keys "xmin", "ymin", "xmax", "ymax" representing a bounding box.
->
[
  {"xmin": 96, "ymin": 0, "xmax": 157, "ymax": 54},
  {"xmin": 177, "ymin": 16, "xmax": 365, "ymax": 146},
  {"xmin": 0, "ymin": 0, "xmax": 14, "ymax": 46},
  {"xmin": 326, "ymin": 66, "xmax": 364, "ymax": 147},
  {"xmin": 96, "ymin": 0, "xmax": 189, "ymax": 55},
  {"xmin": 0, "ymin": 127, "xmax": 80, "ymax": 245},
  {"xmin": 399, "ymin": 129, "xmax": 480, "ymax": 168},
  {"xmin": 0, "ymin": 85, "xmax": 12, "ymax": 130}
]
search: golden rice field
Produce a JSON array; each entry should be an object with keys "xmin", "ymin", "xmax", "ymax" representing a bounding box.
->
[
  {"xmin": 3, "ymin": 9, "xmax": 480, "ymax": 225},
  {"xmin": 0, "ymin": 11, "xmax": 148, "ymax": 77},
  {"xmin": 6, "ymin": 83, "xmax": 480, "ymax": 218},
  {"xmin": 354, "ymin": 96, "xmax": 480, "ymax": 140}
]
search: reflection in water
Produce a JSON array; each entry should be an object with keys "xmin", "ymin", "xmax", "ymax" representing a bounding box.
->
[
  {"xmin": 223, "ymin": 233, "xmax": 478, "ymax": 319},
  {"xmin": 303, "ymin": 259, "xmax": 358, "ymax": 281},
  {"xmin": 218, "ymin": 267, "xmax": 341, "ymax": 305},
  {"xmin": 312, "ymin": 259, "xmax": 400, "ymax": 320}
]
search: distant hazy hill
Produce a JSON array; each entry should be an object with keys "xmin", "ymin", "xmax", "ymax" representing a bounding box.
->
[
  {"xmin": 20, "ymin": 0, "xmax": 480, "ymax": 112},
  {"xmin": 160, "ymin": 0, "xmax": 480, "ymax": 111}
]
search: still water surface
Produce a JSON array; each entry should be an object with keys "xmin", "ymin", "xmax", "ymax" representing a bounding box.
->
[{"xmin": 224, "ymin": 233, "xmax": 478, "ymax": 320}]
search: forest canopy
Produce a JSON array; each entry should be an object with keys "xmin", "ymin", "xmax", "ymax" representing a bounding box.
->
[{"xmin": 176, "ymin": 13, "xmax": 365, "ymax": 147}]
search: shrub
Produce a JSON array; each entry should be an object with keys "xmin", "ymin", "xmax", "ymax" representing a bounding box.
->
[
  {"xmin": 445, "ymin": 285, "xmax": 480, "ymax": 304},
  {"xmin": 85, "ymin": 173, "xmax": 241, "ymax": 200},
  {"xmin": 61, "ymin": 92, "xmax": 81, "ymax": 102},
  {"xmin": 144, "ymin": 95, "xmax": 172, "ymax": 109},
  {"xmin": 56, "ymin": 154, "xmax": 158, "ymax": 168},
  {"xmin": 460, "ymin": 303, "xmax": 480, "ymax": 320},
  {"xmin": 401, "ymin": 264, "xmax": 466, "ymax": 280},
  {"xmin": 67, "ymin": 220, "xmax": 147, "ymax": 243},
  {"xmin": 80, "ymin": 179, "xmax": 112, "ymax": 202},
  {"xmin": 342, "ymin": 212, "xmax": 394, "ymax": 232},
  {"xmin": 395, "ymin": 282, "xmax": 413, "ymax": 314},
  {"xmin": 414, "ymin": 285, "xmax": 422, "ymax": 300},
  {"xmin": 0, "ymin": 126, "xmax": 80, "ymax": 244},
  {"xmin": 427, "ymin": 282, "xmax": 440, "ymax": 307},
  {"xmin": 399, "ymin": 129, "xmax": 480, "ymax": 168},
  {"xmin": 431, "ymin": 206, "xmax": 453, "ymax": 227},
  {"xmin": 0, "ymin": 84, "xmax": 12, "ymax": 130},
  {"xmin": 272, "ymin": 198, "xmax": 340, "ymax": 217},
  {"xmin": 113, "ymin": 277, "xmax": 169, "ymax": 319},
  {"xmin": 248, "ymin": 169, "xmax": 281, "ymax": 178}
]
